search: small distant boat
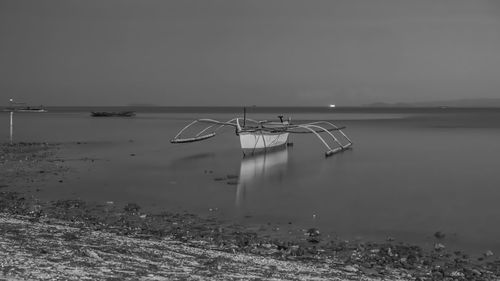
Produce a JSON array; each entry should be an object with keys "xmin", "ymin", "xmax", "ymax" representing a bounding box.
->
[
  {"xmin": 171, "ymin": 111, "xmax": 353, "ymax": 157},
  {"xmin": 4, "ymin": 106, "xmax": 47, "ymax": 112},
  {"xmin": 91, "ymin": 111, "xmax": 136, "ymax": 117},
  {"xmin": 17, "ymin": 106, "xmax": 48, "ymax": 113},
  {"xmin": 4, "ymin": 99, "xmax": 47, "ymax": 112}
]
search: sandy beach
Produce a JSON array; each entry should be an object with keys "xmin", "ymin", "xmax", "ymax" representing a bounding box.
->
[{"xmin": 0, "ymin": 142, "xmax": 498, "ymax": 280}]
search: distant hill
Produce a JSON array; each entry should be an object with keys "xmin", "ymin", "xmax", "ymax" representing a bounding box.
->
[
  {"xmin": 127, "ymin": 103, "xmax": 158, "ymax": 107},
  {"xmin": 366, "ymin": 98, "xmax": 500, "ymax": 108}
]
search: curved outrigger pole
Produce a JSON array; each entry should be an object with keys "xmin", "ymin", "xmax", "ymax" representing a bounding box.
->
[
  {"xmin": 286, "ymin": 123, "xmax": 352, "ymax": 157},
  {"xmin": 170, "ymin": 118, "xmax": 262, "ymax": 143},
  {"xmin": 171, "ymin": 116, "xmax": 353, "ymax": 157},
  {"xmin": 170, "ymin": 119, "xmax": 237, "ymax": 143}
]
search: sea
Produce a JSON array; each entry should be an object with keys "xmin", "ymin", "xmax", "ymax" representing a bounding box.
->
[{"xmin": 2, "ymin": 106, "xmax": 500, "ymax": 256}]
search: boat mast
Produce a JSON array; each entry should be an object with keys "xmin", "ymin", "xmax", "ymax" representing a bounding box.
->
[
  {"xmin": 243, "ymin": 107, "xmax": 246, "ymax": 127},
  {"xmin": 9, "ymin": 98, "xmax": 13, "ymax": 145}
]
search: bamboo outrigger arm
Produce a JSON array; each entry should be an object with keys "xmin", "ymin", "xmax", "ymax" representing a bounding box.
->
[
  {"xmin": 170, "ymin": 132, "xmax": 217, "ymax": 143},
  {"xmin": 170, "ymin": 118, "xmax": 261, "ymax": 143},
  {"xmin": 282, "ymin": 125, "xmax": 346, "ymax": 134},
  {"xmin": 289, "ymin": 124, "xmax": 352, "ymax": 157},
  {"xmin": 305, "ymin": 121, "xmax": 353, "ymax": 145},
  {"xmin": 171, "ymin": 119, "xmax": 230, "ymax": 143}
]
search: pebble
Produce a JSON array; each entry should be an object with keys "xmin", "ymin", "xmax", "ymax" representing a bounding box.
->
[
  {"xmin": 471, "ymin": 269, "xmax": 482, "ymax": 276},
  {"xmin": 305, "ymin": 228, "xmax": 320, "ymax": 237},
  {"xmin": 434, "ymin": 243, "xmax": 445, "ymax": 251},
  {"xmin": 343, "ymin": 265, "xmax": 359, "ymax": 273},
  {"xmin": 450, "ymin": 271, "xmax": 465, "ymax": 277},
  {"xmin": 124, "ymin": 203, "xmax": 141, "ymax": 213},
  {"xmin": 85, "ymin": 249, "xmax": 101, "ymax": 260},
  {"xmin": 434, "ymin": 231, "xmax": 446, "ymax": 239}
]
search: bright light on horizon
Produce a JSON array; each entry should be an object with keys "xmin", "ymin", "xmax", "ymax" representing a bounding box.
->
[{"xmin": 329, "ymin": 104, "xmax": 336, "ymax": 108}]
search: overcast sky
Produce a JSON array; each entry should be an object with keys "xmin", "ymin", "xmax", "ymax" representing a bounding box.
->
[{"xmin": 1, "ymin": 0, "xmax": 500, "ymax": 106}]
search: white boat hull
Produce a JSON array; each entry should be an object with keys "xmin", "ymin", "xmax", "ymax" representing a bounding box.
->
[{"xmin": 239, "ymin": 131, "xmax": 289, "ymax": 155}]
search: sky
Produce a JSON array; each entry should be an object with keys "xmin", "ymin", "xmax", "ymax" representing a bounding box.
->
[{"xmin": 1, "ymin": 0, "xmax": 500, "ymax": 106}]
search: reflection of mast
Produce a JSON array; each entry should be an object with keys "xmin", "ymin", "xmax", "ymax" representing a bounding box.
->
[{"xmin": 235, "ymin": 149, "xmax": 289, "ymax": 207}]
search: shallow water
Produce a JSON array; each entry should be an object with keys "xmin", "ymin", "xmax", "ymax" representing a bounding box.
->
[{"xmin": 2, "ymin": 108, "xmax": 500, "ymax": 255}]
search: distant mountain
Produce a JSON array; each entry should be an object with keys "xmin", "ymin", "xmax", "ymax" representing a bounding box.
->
[
  {"xmin": 366, "ymin": 98, "xmax": 500, "ymax": 108},
  {"xmin": 127, "ymin": 103, "xmax": 158, "ymax": 107}
]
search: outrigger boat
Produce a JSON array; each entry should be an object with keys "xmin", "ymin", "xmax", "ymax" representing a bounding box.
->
[{"xmin": 171, "ymin": 112, "xmax": 353, "ymax": 157}]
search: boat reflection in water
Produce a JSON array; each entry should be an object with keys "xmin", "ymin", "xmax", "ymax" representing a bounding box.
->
[{"xmin": 235, "ymin": 148, "xmax": 289, "ymax": 207}]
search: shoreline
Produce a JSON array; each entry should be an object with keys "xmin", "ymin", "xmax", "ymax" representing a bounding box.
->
[{"xmin": 1, "ymin": 142, "xmax": 499, "ymax": 280}]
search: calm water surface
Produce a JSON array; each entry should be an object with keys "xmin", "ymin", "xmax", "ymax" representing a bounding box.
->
[{"xmin": 2, "ymin": 108, "xmax": 500, "ymax": 255}]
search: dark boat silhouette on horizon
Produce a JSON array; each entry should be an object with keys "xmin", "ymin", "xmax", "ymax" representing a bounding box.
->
[
  {"xmin": 3, "ymin": 106, "xmax": 47, "ymax": 113},
  {"xmin": 90, "ymin": 111, "xmax": 136, "ymax": 117}
]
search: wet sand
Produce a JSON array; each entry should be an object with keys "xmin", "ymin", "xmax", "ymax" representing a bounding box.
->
[{"xmin": 1, "ymin": 142, "xmax": 500, "ymax": 280}]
